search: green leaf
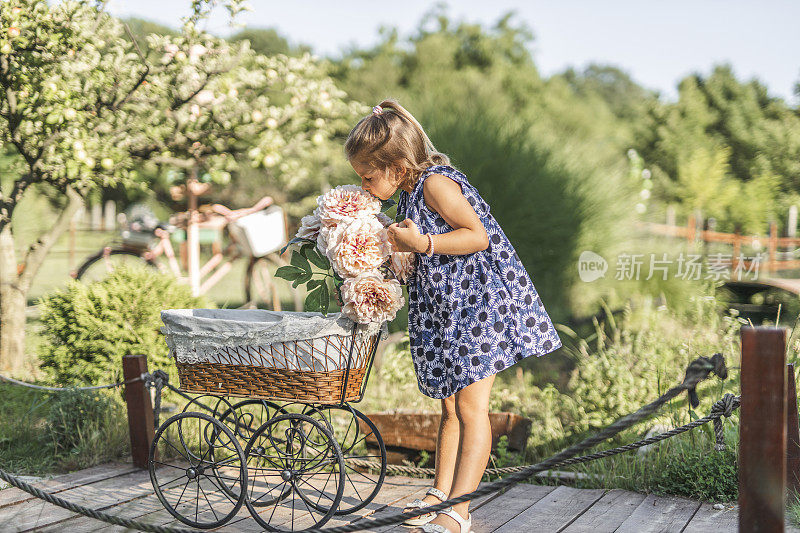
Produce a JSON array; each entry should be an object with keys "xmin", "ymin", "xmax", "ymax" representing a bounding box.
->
[
  {"xmin": 380, "ymin": 198, "xmax": 396, "ymax": 212},
  {"xmin": 290, "ymin": 251, "xmax": 311, "ymax": 273},
  {"xmin": 306, "ymin": 279, "xmax": 325, "ymax": 292},
  {"xmin": 319, "ymin": 281, "xmax": 330, "ymax": 315},
  {"xmin": 275, "ymin": 265, "xmax": 304, "ymax": 281},
  {"xmin": 292, "ymin": 271, "xmax": 313, "ymax": 288},
  {"xmin": 305, "ymin": 246, "xmax": 330, "ymax": 270},
  {"xmin": 688, "ymin": 409, "xmax": 699, "ymax": 421},
  {"xmin": 304, "ymin": 283, "xmax": 323, "ymax": 312}
]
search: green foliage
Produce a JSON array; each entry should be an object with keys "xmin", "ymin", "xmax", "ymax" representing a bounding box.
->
[
  {"xmin": 36, "ymin": 265, "xmax": 212, "ymax": 385},
  {"xmin": 0, "ymin": 383, "xmax": 129, "ymax": 475},
  {"xmin": 635, "ymin": 65, "xmax": 800, "ymax": 231},
  {"xmin": 649, "ymin": 447, "xmax": 738, "ymax": 502},
  {"xmin": 228, "ymin": 27, "xmax": 311, "ymax": 57},
  {"xmin": 45, "ymin": 388, "xmax": 117, "ymax": 453},
  {"xmin": 275, "ymin": 241, "xmax": 337, "ymax": 314}
]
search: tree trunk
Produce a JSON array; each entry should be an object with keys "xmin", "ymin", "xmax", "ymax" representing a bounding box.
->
[
  {"xmin": 0, "ymin": 225, "xmax": 24, "ymax": 374},
  {"xmin": 0, "ymin": 186, "xmax": 84, "ymax": 374}
]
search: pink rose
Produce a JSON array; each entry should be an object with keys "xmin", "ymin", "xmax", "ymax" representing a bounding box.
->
[
  {"xmin": 295, "ymin": 209, "xmax": 321, "ymax": 241},
  {"xmin": 325, "ymin": 217, "xmax": 391, "ymax": 277},
  {"xmin": 317, "ymin": 184, "xmax": 380, "ymax": 226},
  {"xmin": 341, "ymin": 272, "xmax": 404, "ymax": 324},
  {"xmin": 390, "ymin": 251, "xmax": 416, "ymax": 283}
]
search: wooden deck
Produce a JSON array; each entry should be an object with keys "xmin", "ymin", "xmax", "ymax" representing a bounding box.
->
[{"xmin": 0, "ymin": 461, "xmax": 790, "ymax": 532}]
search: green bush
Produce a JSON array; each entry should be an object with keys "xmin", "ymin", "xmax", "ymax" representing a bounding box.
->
[
  {"xmin": 37, "ymin": 265, "xmax": 212, "ymax": 385},
  {"xmin": 649, "ymin": 447, "xmax": 738, "ymax": 502}
]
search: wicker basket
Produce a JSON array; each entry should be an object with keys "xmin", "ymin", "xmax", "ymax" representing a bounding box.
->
[{"xmin": 171, "ymin": 329, "xmax": 381, "ymax": 404}]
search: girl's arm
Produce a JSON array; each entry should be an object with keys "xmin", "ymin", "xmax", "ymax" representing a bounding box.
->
[{"xmin": 388, "ymin": 174, "xmax": 489, "ymax": 255}]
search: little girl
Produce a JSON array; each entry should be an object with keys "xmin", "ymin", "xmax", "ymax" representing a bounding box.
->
[{"xmin": 344, "ymin": 100, "xmax": 562, "ymax": 533}]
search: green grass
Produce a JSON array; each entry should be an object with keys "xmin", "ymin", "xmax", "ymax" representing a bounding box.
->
[{"xmin": 0, "ymin": 384, "xmax": 129, "ymax": 475}]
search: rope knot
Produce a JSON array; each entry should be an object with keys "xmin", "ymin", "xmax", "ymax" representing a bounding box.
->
[
  {"xmin": 682, "ymin": 352, "xmax": 727, "ymax": 408},
  {"xmin": 711, "ymin": 393, "xmax": 737, "ymax": 418}
]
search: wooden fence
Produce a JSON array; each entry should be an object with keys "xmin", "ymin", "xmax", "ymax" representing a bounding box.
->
[{"xmin": 637, "ymin": 216, "xmax": 800, "ymax": 274}]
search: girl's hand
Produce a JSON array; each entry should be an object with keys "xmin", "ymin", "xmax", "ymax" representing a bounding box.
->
[{"xmin": 387, "ymin": 218, "xmax": 427, "ymax": 253}]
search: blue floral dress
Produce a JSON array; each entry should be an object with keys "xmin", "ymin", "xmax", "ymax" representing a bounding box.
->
[{"xmin": 397, "ymin": 165, "xmax": 562, "ymax": 399}]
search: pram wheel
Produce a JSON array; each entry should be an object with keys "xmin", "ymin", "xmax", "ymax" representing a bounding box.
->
[
  {"xmin": 301, "ymin": 405, "xmax": 387, "ymax": 515},
  {"xmin": 243, "ymin": 413, "xmax": 345, "ymax": 531},
  {"xmin": 149, "ymin": 411, "xmax": 247, "ymax": 529},
  {"xmin": 215, "ymin": 399, "xmax": 292, "ymax": 506}
]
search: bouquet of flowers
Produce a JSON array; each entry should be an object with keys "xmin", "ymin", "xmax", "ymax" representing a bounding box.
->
[{"xmin": 276, "ymin": 185, "xmax": 415, "ymax": 324}]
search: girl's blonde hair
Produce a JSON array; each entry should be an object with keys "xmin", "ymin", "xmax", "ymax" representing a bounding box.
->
[{"xmin": 344, "ymin": 99, "xmax": 450, "ymax": 188}]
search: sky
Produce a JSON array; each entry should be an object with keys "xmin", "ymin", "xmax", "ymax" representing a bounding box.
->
[{"xmin": 105, "ymin": 0, "xmax": 800, "ymax": 104}]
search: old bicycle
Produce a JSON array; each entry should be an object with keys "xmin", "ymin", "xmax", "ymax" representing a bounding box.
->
[{"xmin": 71, "ymin": 195, "xmax": 301, "ymax": 310}]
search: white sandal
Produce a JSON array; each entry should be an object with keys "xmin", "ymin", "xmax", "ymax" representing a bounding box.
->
[
  {"xmin": 403, "ymin": 487, "xmax": 448, "ymax": 526},
  {"xmin": 419, "ymin": 507, "xmax": 473, "ymax": 533}
]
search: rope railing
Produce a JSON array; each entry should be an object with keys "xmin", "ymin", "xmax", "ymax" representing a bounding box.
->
[
  {"xmin": 0, "ymin": 352, "xmax": 734, "ymax": 533},
  {"xmin": 0, "ymin": 373, "xmax": 142, "ymax": 391}
]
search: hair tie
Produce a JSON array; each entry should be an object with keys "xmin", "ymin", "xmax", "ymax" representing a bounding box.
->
[{"xmin": 372, "ymin": 105, "xmax": 382, "ymax": 116}]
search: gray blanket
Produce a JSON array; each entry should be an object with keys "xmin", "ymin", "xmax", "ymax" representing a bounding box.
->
[{"xmin": 160, "ymin": 308, "xmax": 385, "ymax": 369}]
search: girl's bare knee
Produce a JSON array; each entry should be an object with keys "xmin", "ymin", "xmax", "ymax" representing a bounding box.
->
[{"xmin": 454, "ymin": 396, "xmax": 490, "ymax": 424}]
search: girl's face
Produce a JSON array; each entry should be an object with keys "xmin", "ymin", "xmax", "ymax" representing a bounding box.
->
[{"xmin": 350, "ymin": 159, "xmax": 406, "ymax": 201}]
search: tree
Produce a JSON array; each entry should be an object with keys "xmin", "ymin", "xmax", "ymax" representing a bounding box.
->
[
  {"xmin": 228, "ymin": 27, "xmax": 310, "ymax": 57},
  {"xmin": 0, "ymin": 0, "xmax": 357, "ymax": 372},
  {"xmin": 330, "ymin": 8, "xmax": 638, "ymax": 319},
  {"xmin": 636, "ymin": 65, "xmax": 800, "ymax": 192}
]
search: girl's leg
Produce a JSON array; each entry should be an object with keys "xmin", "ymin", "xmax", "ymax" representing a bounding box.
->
[
  {"xmin": 405, "ymin": 395, "xmax": 459, "ymax": 510},
  {"xmin": 426, "ymin": 374, "xmax": 496, "ymax": 531}
]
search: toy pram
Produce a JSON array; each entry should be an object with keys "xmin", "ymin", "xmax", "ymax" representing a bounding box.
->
[{"xmin": 149, "ymin": 308, "xmax": 387, "ymax": 531}]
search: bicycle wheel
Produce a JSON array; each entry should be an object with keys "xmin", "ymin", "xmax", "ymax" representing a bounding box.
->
[
  {"xmin": 75, "ymin": 248, "xmax": 156, "ymax": 283},
  {"xmin": 300, "ymin": 405, "xmax": 387, "ymax": 515},
  {"xmin": 244, "ymin": 255, "xmax": 303, "ymax": 311},
  {"xmin": 244, "ymin": 413, "xmax": 345, "ymax": 531},
  {"xmin": 149, "ymin": 411, "xmax": 247, "ymax": 529}
]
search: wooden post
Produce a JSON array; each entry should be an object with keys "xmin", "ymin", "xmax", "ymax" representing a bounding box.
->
[
  {"xmin": 187, "ymin": 169, "xmax": 201, "ymax": 297},
  {"xmin": 768, "ymin": 221, "xmax": 778, "ymax": 274},
  {"xmin": 122, "ymin": 354, "xmax": 155, "ymax": 469},
  {"xmin": 665, "ymin": 204, "xmax": 676, "ymax": 228},
  {"xmin": 739, "ymin": 326, "xmax": 788, "ymax": 533},
  {"xmin": 687, "ymin": 215, "xmax": 696, "ymax": 244},
  {"xmin": 104, "ymin": 200, "xmax": 116, "ymax": 232},
  {"xmin": 787, "ymin": 363, "xmax": 800, "ymax": 495}
]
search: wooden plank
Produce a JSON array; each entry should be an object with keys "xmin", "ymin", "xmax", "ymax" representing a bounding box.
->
[
  {"xmin": 376, "ymin": 481, "xmax": 502, "ymax": 533},
  {"xmin": 0, "ymin": 462, "xmax": 137, "ymax": 509},
  {"xmin": 561, "ymin": 489, "xmax": 646, "ymax": 533},
  {"xmin": 739, "ymin": 326, "xmax": 788, "ymax": 533},
  {"xmin": 492, "ymin": 485, "xmax": 606, "ymax": 532},
  {"xmin": 0, "ymin": 468, "xmax": 154, "ymax": 531},
  {"xmin": 682, "ymin": 502, "xmax": 737, "ymax": 533},
  {"xmin": 469, "ymin": 483, "xmax": 555, "ymax": 531},
  {"xmin": 283, "ymin": 476, "xmax": 430, "ymax": 531},
  {"xmin": 614, "ymin": 493, "xmax": 701, "ymax": 533},
  {"xmin": 364, "ymin": 412, "xmax": 531, "ymax": 453},
  {"xmin": 365, "ymin": 483, "xmax": 433, "ymax": 533}
]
